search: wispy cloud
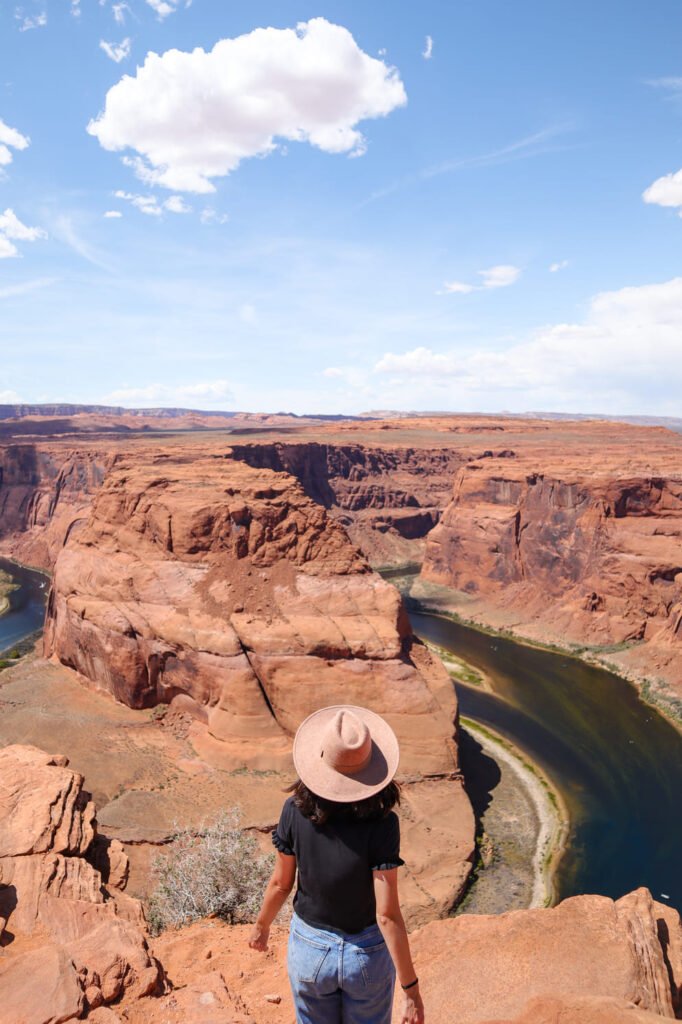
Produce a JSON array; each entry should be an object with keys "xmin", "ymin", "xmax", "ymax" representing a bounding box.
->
[
  {"xmin": 440, "ymin": 264, "xmax": 522, "ymax": 295},
  {"xmin": 100, "ymin": 37, "xmax": 131, "ymax": 63},
  {"xmin": 0, "ymin": 277, "xmax": 56, "ymax": 300},
  {"xmin": 200, "ymin": 207, "xmax": 229, "ymax": 225},
  {"xmin": 112, "ymin": 2, "xmax": 130, "ymax": 24},
  {"xmin": 549, "ymin": 259, "xmax": 569, "ymax": 272},
  {"xmin": 105, "ymin": 379, "xmax": 233, "ymax": 406},
  {"xmin": 52, "ymin": 215, "xmax": 112, "ymax": 271},
  {"xmin": 361, "ymin": 123, "xmax": 575, "ymax": 207},
  {"xmin": 14, "ymin": 8, "xmax": 47, "ymax": 30},
  {"xmin": 114, "ymin": 190, "xmax": 192, "ymax": 216},
  {"xmin": 645, "ymin": 76, "xmax": 682, "ymax": 95},
  {"xmin": 422, "ymin": 35, "xmax": 433, "ymax": 60}
]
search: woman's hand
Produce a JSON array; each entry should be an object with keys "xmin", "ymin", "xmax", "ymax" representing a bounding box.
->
[
  {"xmin": 248, "ymin": 922, "xmax": 270, "ymax": 952},
  {"xmin": 401, "ymin": 984, "xmax": 425, "ymax": 1024}
]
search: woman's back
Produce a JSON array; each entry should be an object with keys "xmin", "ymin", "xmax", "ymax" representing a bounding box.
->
[{"xmin": 274, "ymin": 795, "xmax": 403, "ymax": 935}]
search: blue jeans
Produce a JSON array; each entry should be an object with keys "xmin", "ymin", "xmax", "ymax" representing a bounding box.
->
[{"xmin": 287, "ymin": 913, "xmax": 396, "ymax": 1024}]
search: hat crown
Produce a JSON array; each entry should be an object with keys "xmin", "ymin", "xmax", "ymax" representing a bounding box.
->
[{"xmin": 321, "ymin": 709, "xmax": 372, "ymax": 775}]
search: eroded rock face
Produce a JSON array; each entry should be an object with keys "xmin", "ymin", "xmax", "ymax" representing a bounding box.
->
[
  {"xmin": 0, "ymin": 745, "xmax": 159, "ymax": 1024},
  {"xmin": 229, "ymin": 441, "xmax": 466, "ymax": 566},
  {"xmin": 0, "ymin": 443, "xmax": 111, "ymax": 569},
  {"xmin": 422, "ymin": 455, "xmax": 682, "ymax": 694},
  {"xmin": 44, "ymin": 454, "xmax": 460, "ymax": 776}
]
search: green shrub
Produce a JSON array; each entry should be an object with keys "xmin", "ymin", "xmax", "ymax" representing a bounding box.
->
[{"xmin": 147, "ymin": 809, "xmax": 273, "ymax": 935}]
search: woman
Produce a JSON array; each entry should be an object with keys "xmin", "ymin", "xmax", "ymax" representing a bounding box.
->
[{"xmin": 249, "ymin": 704, "xmax": 425, "ymax": 1024}]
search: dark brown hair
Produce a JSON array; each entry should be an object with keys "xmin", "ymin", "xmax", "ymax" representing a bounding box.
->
[{"xmin": 287, "ymin": 778, "xmax": 401, "ymax": 827}]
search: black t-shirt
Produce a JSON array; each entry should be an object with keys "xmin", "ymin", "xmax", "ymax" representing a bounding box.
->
[{"xmin": 272, "ymin": 795, "xmax": 404, "ymax": 935}]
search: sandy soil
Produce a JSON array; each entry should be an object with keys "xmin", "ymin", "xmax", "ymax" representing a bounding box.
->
[
  {"xmin": 457, "ymin": 718, "xmax": 569, "ymax": 915},
  {"xmin": 0, "ymin": 568, "xmax": 18, "ymax": 618}
]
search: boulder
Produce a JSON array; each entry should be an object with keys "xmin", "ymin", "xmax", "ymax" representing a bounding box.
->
[{"xmin": 0, "ymin": 745, "xmax": 160, "ymax": 1022}]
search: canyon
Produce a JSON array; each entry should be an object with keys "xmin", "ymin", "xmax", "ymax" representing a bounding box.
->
[
  {"xmin": 1, "ymin": 410, "xmax": 681, "ymax": 1022},
  {"xmin": 1, "ymin": 413, "xmax": 681, "ymax": 715}
]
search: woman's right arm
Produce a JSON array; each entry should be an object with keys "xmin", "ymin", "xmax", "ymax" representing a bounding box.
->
[{"xmin": 373, "ymin": 868, "xmax": 425, "ymax": 1024}]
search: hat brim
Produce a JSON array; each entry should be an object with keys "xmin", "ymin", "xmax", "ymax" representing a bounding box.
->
[{"xmin": 293, "ymin": 705, "xmax": 400, "ymax": 803}]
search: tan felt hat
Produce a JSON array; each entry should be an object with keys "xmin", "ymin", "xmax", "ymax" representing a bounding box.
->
[{"xmin": 293, "ymin": 705, "xmax": 400, "ymax": 803}]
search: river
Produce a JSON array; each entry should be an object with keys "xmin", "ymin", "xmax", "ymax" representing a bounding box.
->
[
  {"xmin": 410, "ymin": 609, "xmax": 682, "ymax": 914},
  {"xmin": 0, "ymin": 557, "xmax": 48, "ymax": 652}
]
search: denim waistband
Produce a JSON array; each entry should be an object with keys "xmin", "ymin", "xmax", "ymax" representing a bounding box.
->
[{"xmin": 291, "ymin": 911, "xmax": 384, "ymax": 947}]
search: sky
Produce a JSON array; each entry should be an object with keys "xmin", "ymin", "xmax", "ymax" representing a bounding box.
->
[{"xmin": 1, "ymin": 0, "xmax": 682, "ymax": 415}]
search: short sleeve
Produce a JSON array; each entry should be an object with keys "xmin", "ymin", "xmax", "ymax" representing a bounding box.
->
[
  {"xmin": 369, "ymin": 811, "xmax": 405, "ymax": 871},
  {"xmin": 272, "ymin": 797, "xmax": 295, "ymax": 856}
]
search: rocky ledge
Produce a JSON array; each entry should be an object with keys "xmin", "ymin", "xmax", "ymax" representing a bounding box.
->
[{"xmin": 2, "ymin": 743, "xmax": 680, "ymax": 1024}]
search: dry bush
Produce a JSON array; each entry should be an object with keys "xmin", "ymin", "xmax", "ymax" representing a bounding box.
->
[{"xmin": 147, "ymin": 809, "xmax": 273, "ymax": 935}]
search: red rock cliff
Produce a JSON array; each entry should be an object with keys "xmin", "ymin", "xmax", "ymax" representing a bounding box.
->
[
  {"xmin": 229, "ymin": 441, "xmax": 467, "ymax": 564},
  {"xmin": 421, "ymin": 449, "xmax": 682, "ymax": 705},
  {"xmin": 0, "ymin": 443, "xmax": 111, "ymax": 569}
]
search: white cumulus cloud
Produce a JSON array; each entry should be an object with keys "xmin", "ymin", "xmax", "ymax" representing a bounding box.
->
[
  {"xmin": 164, "ymin": 194, "xmax": 191, "ymax": 214},
  {"xmin": 441, "ymin": 264, "xmax": 521, "ymax": 295},
  {"xmin": 100, "ymin": 37, "xmax": 131, "ymax": 63},
  {"xmin": 422, "ymin": 35, "xmax": 433, "ymax": 60},
  {"xmin": 0, "ymin": 117, "xmax": 30, "ymax": 167},
  {"xmin": 643, "ymin": 169, "xmax": 682, "ymax": 211},
  {"xmin": 87, "ymin": 17, "xmax": 407, "ymax": 193},
  {"xmin": 479, "ymin": 264, "xmax": 521, "ymax": 289},
  {"xmin": 105, "ymin": 379, "xmax": 233, "ymax": 406},
  {"xmin": 103, "ymin": 209, "xmax": 123, "ymax": 218},
  {"xmin": 145, "ymin": 0, "xmax": 179, "ymax": 18},
  {"xmin": 0, "ymin": 208, "xmax": 47, "ymax": 258},
  {"xmin": 549, "ymin": 260, "xmax": 569, "ymax": 272}
]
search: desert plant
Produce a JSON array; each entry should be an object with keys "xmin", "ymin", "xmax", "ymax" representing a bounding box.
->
[{"xmin": 147, "ymin": 808, "xmax": 273, "ymax": 934}]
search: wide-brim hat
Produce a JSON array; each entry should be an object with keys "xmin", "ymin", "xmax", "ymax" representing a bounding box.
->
[{"xmin": 293, "ymin": 705, "xmax": 400, "ymax": 803}]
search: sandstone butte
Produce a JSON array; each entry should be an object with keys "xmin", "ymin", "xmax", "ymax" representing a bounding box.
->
[{"xmin": 0, "ymin": 743, "xmax": 680, "ymax": 1024}]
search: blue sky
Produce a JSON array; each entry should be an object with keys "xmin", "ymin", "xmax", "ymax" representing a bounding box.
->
[{"xmin": 1, "ymin": 0, "xmax": 682, "ymax": 414}]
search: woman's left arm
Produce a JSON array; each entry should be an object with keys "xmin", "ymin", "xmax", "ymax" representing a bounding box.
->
[{"xmin": 248, "ymin": 851, "xmax": 297, "ymax": 951}]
